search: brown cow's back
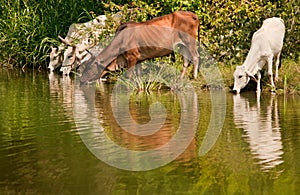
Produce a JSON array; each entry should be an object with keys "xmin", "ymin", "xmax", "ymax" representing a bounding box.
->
[{"xmin": 80, "ymin": 11, "xmax": 200, "ymax": 84}]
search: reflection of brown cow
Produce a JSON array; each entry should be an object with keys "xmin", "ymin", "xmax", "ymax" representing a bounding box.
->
[
  {"xmin": 93, "ymin": 88, "xmax": 197, "ymax": 163},
  {"xmin": 80, "ymin": 11, "xmax": 200, "ymax": 84},
  {"xmin": 96, "ymin": 90, "xmax": 177, "ymax": 150}
]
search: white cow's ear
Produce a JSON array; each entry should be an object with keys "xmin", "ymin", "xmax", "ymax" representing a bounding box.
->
[
  {"xmin": 245, "ymin": 70, "xmax": 258, "ymax": 82},
  {"xmin": 236, "ymin": 65, "xmax": 243, "ymax": 70},
  {"xmin": 59, "ymin": 35, "xmax": 72, "ymax": 46}
]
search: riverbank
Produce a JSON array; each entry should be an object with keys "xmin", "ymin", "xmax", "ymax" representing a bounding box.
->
[
  {"xmin": 1, "ymin": 58, "xmax": 299, "ymax": 95},
  {"xmin": 192, "ymin": 58, "xmax": 300, "ymax": 95}
]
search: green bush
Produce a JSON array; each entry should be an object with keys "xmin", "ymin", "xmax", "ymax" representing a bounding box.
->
[
  {"xmin": 141, "ymin": 0, "xmax": 299, "ymax": 63},
  {"xmin": 0, "ymin": 0, "xmax": 299, "ymax": 68}
]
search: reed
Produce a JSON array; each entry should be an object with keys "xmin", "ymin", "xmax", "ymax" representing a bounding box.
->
[
  {"xmin": 107, "ymin": 53, "xmax": 199, "ymax": 92},
  {"xmin": 0, "ymin": 0, "xmax": 107, "ymax": 68},
  {"xmin": 279, "ymin": 59, "xmax": 300, "ymax": 95}
]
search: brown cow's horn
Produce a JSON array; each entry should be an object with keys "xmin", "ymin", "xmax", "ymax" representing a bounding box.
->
[{"xmin": 58, "ymin": 35, "xmax": 72, "ymax": 46}]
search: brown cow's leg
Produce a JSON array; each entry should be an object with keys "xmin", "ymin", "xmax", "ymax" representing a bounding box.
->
[
  {"xmin": 100, "ymin": 70, "xmax": 108, "ymax": 79},
  {"xmin": 180, "ymin": 57, "xmax": 189, "ymax": 79},
  {"xmin": 187, "ymin": 44, "xmax": 199, "ymax": 79},
  {"xmin": 182, "ymin": 34, "xmax": 199, "ymax": 79},
  {"xmin": 193, "ymin": 55, "xmax": 199, "ymax": 79},
  {"xmin": 127, "ymin": 61, "xmax": 139, "ymax": 79},
  {"xmin": 180, "ymin": 48, "xmax": 199, "ymax": 79},
  {"xmin": 125, "ymin": 50, "xmax": 139, "ymax": 79}
]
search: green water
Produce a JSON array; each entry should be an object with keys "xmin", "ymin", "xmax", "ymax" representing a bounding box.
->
[{"xmin": 1, "ymin": 69, "xmax": 300, "ymax": 194}]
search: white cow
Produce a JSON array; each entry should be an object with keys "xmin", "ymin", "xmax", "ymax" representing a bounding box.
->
[
  {"xmin": 59, "ymin": 15, "xmax": 107, "ymax": 75},
  {"xmin": 59, "ymin": 44, "xmax": 104, "ymax": 75},
  {"xmin": 48, "ymin": 15, "xmax": 107, "ymax": 73},
  {"xmin": 48, "ymin": 45, "xmax": 65, "ymax": 71},
  {"xmin": 233, "ymin": 17, "xmax": 285, "ymax": 94}
]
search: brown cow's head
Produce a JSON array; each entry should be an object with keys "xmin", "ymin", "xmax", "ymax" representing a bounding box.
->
[{"xmin": 80, "ymin": 56, "xmax": 105, "ymax": 85}]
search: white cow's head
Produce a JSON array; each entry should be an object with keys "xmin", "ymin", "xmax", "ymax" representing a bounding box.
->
[
  {"xmin": 59, "ymin": 35, "xmax": 93, "ymax": 75},
  {"xmin": 60, "ymin": 46, "xmax": 77, "ymax": 75},
  {"xmin": 48, "ymin": 46, "xmax": 64, "ymax": 71},
  {"xmin": 94, "ymin": 15, "xmax": 107, "ymax": 26},
  {"xmin": 233, "ymin": 66, "xmax": 250, "ymax": 94}
]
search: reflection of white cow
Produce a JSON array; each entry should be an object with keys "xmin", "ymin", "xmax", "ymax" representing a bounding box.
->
[
  {"xmin": 233, "ymin": 17, "xmax": 285, "ymax": 94},
  {"xmin": 233, "ymin": 93, "xmax": 283, "ymax": 171},
  {"xmin": 48, "ymin": 15, "xmax": 107, "ymax": 74},
  {"xmin": 48, "ymin": 72, "xmax": 73, "ymax": 109}
]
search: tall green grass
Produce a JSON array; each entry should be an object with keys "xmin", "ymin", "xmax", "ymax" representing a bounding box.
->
[{"xmin": 0, "ymin": 0, "xmax": 109, "ymax": 68}]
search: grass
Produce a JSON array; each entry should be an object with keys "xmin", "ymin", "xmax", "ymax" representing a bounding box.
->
[
  {"xmin": 105, "ymin": 57, "xmax": 300, "ymax": 95},
  {"xmin": 277, "ymin": 59, "xmax": 300, "ymax": 95},
  {"xmin": 108, "ymin": 56, "xmax": 193, "ymax": 92},
  {"xmin": 211, "ymin": 58, "xmax": 300, "ymax": 95},
  {"xmin": 0, "ymin": 1, "xmax": 107, "ymax": 68}
]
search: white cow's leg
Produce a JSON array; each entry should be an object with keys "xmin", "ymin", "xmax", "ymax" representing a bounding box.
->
[
  {"xmin": 267, "ymin": 56, "xmax": 275, "ymax": 90},
  {"xmin": 256, "ymin": 71, "xmax": 261, "ymax": 94},
  {"xmin": 274, "ymin": 52, "xmax": 281, "ymax": 82}
]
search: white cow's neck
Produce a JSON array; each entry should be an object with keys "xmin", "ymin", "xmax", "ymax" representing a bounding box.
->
[{"xmin": 242, "ymin": 44, "xmax": 261, "ymax": 75}]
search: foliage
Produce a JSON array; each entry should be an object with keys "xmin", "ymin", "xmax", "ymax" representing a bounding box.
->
[
  {"xmin": 132, "ymin": 0, "xmax": 299, "ymax": 63},
  {"xmin": 0, "ymin": 0, "xmax": 299, "ymax": 69}
]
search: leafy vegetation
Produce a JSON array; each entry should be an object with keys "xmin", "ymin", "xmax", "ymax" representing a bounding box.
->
[{"xmin": 0, "ymin": 0, "xmax": 298, "ymax": 68}]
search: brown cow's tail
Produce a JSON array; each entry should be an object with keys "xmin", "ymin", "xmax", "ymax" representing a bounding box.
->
[{"xmin": 198, "ymin": 23, "xmax": 200, "ymax": 45}]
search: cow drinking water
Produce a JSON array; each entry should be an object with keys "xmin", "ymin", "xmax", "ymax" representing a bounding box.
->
[
  {"xmin": 233, "ymin": 17, "xmax": 285, "ymax": 94},
  {"xmin": 80, "ymin": 11, "xmax": 200, "ymax": 84}
]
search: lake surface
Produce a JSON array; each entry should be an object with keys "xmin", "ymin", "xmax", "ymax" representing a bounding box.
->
[{"xmin": 1, "ymin": 69, "xmax": 300, "ymax": 194}]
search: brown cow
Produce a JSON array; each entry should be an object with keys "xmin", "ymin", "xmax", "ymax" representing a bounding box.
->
[{"xmin": 80, "ymin": 11, "xmax": 200, "ymax": 84}]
